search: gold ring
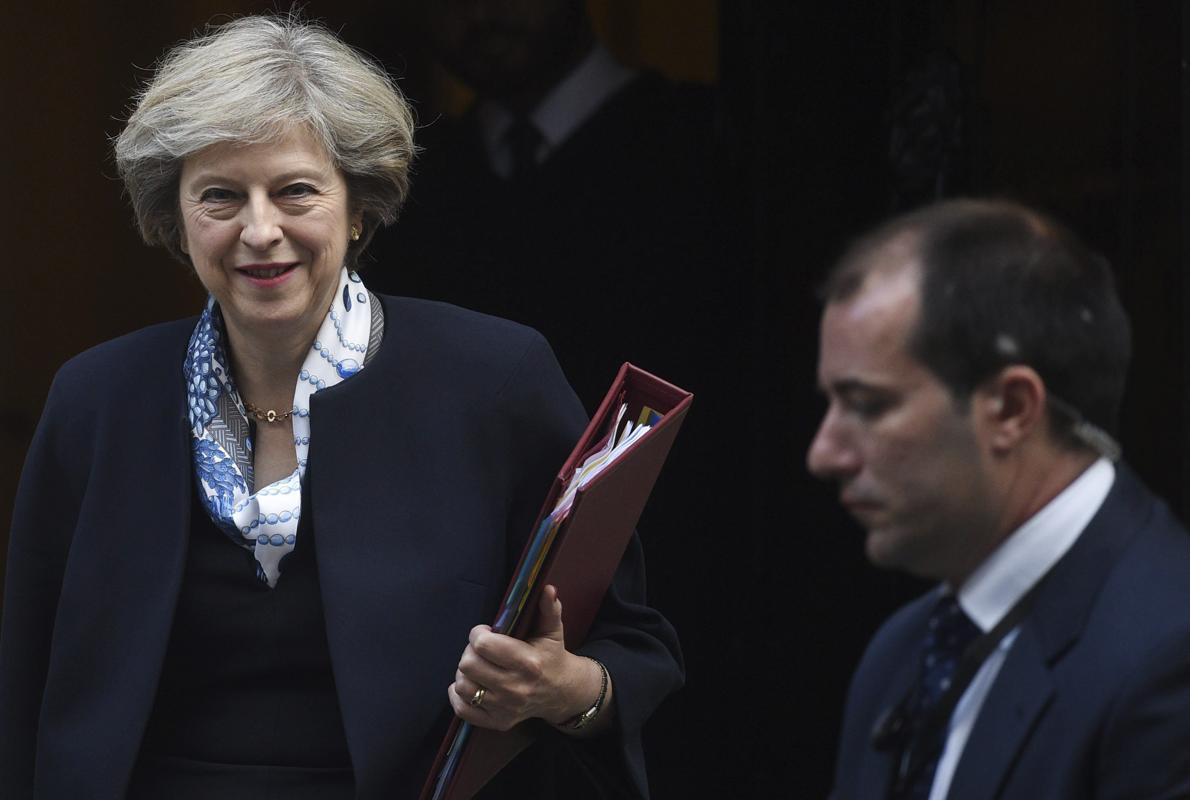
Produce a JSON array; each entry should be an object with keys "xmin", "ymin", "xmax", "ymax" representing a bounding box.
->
[{"xmin": 469, "ymin": 687, "xmax": 487, "ymax": 707}]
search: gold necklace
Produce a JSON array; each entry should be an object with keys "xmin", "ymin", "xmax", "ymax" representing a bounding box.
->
[{"xmin": 243, "ymin": 401, "xmax": 294, "ymax": 424}]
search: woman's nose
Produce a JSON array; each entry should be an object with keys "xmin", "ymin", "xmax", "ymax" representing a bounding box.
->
[{"xmin": 239, "ymin": 193, "xmax": 283, "ymax": 251}]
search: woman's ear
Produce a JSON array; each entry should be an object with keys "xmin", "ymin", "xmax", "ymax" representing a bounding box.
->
[{"xmin": 976, "ymin": 365, "xmax": 1047, "ymax": 455}]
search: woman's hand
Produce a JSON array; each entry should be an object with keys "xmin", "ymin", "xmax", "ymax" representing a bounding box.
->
[{"xmin": 448, "ymin": 585, "xmax": 610, "ymax": 734}]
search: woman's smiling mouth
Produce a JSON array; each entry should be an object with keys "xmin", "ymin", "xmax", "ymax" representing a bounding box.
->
[{"xmin": 236, "ymin": 262, "xmax": 299, "ymax": 285}]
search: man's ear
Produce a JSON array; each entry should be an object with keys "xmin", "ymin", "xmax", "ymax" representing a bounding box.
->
[{"xmin": 975, "ymin": 365, "xmax": 1047, "ymax": 455}]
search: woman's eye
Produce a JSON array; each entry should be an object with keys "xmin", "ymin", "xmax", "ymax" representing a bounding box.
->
[
  {"xmin": 199, "ymin": 188, "xmax": 236, "ymax": 203},
  {"xmin": 279, "ymin": 183, "xmax": 317, "ymax": 198}
]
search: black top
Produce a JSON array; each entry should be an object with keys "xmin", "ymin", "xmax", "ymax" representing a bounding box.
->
[{"xmin": 129, "ymin": 490, "xmax": 353, "ymax": 798}]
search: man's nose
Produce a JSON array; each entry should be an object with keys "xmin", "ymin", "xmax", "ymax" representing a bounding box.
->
[{"xmin": 806, "ymin": 407, "xmax": 860, "ymax": 480}]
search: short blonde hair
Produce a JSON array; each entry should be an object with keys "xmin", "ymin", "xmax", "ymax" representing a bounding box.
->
[{"xmin": 114, "ymin": 13, "xmax": 415, "ymax": 265}]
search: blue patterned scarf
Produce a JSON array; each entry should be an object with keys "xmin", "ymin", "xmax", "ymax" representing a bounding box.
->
[{"xmin": 183, "ymin": 268, "xmax": 384, "ymax": 587}]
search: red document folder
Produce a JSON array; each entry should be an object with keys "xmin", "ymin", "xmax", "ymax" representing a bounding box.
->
[{"xmin": 419, "ymin": 363, "xmax": 693, "ymax": 800}]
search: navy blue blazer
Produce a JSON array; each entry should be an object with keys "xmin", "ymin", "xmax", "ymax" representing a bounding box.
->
[
  {"xmin": 832, "ymin": 466, "xmax": 1190, "ymax": 799},
  {"xmin": 0, "ymin": 295, "xmax": 683, "ymax": 799}
]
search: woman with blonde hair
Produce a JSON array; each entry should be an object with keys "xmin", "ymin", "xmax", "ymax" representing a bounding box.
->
[{"xmin": 0, "ymin": 15, "xmax": 681, "ymax": 799}]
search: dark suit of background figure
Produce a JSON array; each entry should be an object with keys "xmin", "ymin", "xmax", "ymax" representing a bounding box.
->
[
  {"xmin": 369, "ymin": 69, "xmax": 732, "ymax": 414},
  {"xmin": 833, "ymin": 466, "xmax": 1190, "ymax": 799},
  {"xmin": 365, "ymin": 56, "xmax": 745, "ymax": 764},
  {"xmin": 0, "ymin": 296, "xmax": 683, "ymax": 800}
]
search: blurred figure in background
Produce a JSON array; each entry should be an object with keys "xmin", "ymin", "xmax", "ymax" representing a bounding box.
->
[
  {"xmin": 368, "ymin": 0, "xmax": 733, "ymax": 411},
  {"xmin": 364, "ymin": 1, "xmax": 744, "ymax": 792}
]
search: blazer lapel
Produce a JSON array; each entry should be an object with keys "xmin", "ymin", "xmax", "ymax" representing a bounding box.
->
[
  {"xmin": 38, "ymin": 329, "xmax": 194, "ymax": 798},
  {"xmin": 307, "ymin": 300, "xmax": 502, "ymax": 796},
  {"xmin": 943, "ymin": 629, "xmax": 1054, "ymax": 800},
  {"xmin": 943, "ymin": 466, "xmax": 1148, "ymax": 799},
  {"xmin": 308, "ymin": 350, "xmax": 448, "ymax": 794}
]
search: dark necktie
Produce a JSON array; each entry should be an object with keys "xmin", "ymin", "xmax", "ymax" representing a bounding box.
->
[
  {"xmin": 504, "ymin": 116, "xmax": 543, "ymax": 182},
  {"xmin": 896, "ymin": 594, "xmax": 981, "ymax": 800}
]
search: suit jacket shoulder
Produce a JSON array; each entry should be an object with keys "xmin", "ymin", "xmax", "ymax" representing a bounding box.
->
[
  {"xmin": 375, "ymin": 294, "xmax": 569, "ymax": 396},
  {"xmin": 49, "ymin": 316, "xmax": 196, "ymax": 400}
]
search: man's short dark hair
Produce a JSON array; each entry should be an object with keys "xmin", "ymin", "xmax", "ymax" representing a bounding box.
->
[{"xmin": 822, "ymin": 198, "xmax": 1132, "ymax": 450}]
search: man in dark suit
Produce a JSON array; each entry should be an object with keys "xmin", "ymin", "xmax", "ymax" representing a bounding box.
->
[
  {"xmin": 364, "ymin": 5, "xmax": 740, "ymax": 790},
  {"xmin": 366, "ymin": 0, "xmax": 730, "ymax": 412},
  {"xmin": 808, "ymin": 198, "xmax": 1190, "ymax": 799}
]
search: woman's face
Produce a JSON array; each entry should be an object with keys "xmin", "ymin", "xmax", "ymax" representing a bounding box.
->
[{"xmin": 178, "ymin": 127, "xmax": 361, "ymax": 348}]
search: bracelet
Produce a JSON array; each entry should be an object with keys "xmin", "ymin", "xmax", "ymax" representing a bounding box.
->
[{"xmin": 562, "ymin": 657, "xmax": 609, "ymax": 731}]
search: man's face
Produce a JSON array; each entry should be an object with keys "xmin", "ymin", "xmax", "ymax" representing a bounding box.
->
[
  {"xmin": 431, "ymin": 0, "xmax": 588, "ymax": 98},
  {"xmin": 807, "ymin": 260, "xmax": 999, "ymax": 583}
]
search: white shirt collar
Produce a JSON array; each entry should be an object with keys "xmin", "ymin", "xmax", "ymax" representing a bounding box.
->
[
  {"xmin": 476, "ymin": 44, "xmax": 637, "ymax": 176},
  {"xmin": 957, "ymin": 458, "xmax": 1115, "ymax": 632}
]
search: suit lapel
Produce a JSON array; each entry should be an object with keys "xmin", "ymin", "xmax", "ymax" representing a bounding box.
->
[
  {"xmin": 943, "ymin": 467, "xmax": 1148, "ymax": 798},
  {"xmin": 39, "ymin": 326, "xmax": 195, "ymax": 797},
  {"xmin": 113, "ymin": 383, "xmax": 195, "ymax": 776},
  {"xmin": 944, "ymin": 629, "xmax": 1054, "ymax": 800},
  {"xmin": 307, "ymin": 298, "xmax": 498, "ymax": 795}
]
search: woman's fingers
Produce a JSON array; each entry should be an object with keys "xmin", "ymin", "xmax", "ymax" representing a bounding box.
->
[{"xmin": 450, "ymin": 589, "xmax": 578, "ymax": 730}]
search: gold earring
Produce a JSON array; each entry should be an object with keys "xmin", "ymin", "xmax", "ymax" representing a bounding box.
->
[{"xmin": 350, "ymin": 225, "xmax": 361, "ymax": 242}]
